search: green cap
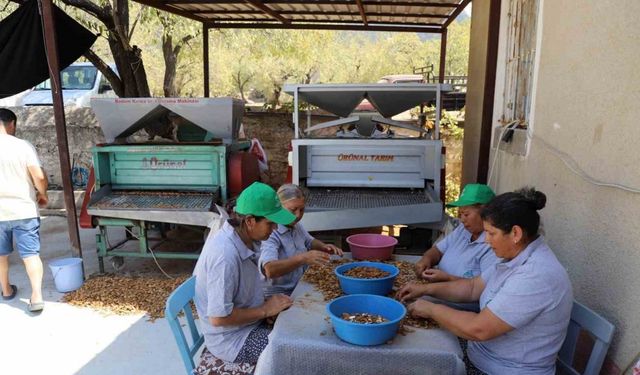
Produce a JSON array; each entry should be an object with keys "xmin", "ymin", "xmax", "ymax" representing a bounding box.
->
[
  {"xmin": 446, "ymin": 183, "xmax": 496, "ymax": 207},
  {"xmin": 235, "ymin": 182, "xmax": 296, "ymax": 225}
]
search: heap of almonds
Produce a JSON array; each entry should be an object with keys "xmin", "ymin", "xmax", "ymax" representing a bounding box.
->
[
  {"xmin": 63, "ymin": 274, "xmax": 192, "ymax": 321},
  {"xmin": 343, "ymin": 266, "xmax": 390, "ymax": 279}
]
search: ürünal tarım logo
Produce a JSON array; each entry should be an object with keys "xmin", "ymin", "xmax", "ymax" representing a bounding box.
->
[
  {"xmin": 141, "ymin": 157, "xmax": 188, "ymax": 169},
  {"xmin": 337, "ymin": 153, "xmax": 395, "ymax": 162}
]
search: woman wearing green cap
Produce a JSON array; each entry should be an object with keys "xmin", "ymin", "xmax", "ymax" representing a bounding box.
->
[
  {"xmin": 398, "ymin": 188, "xmax": 572, "ymax": 375},
  {"xmin": 259, "ymin": 184, "xmax": 343, "ymax": 298},
  {"xmin": 193, "ymin": 182, "xmax": 297, "ymax": 375},
  {"xmin": 414, "ymin": 183, "xmax": 500, "ymax": 285}
]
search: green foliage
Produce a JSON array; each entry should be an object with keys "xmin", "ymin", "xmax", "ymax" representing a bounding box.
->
[{"xmin": 0, "ymin": 5, "xmax": 471, "ymax": 101}]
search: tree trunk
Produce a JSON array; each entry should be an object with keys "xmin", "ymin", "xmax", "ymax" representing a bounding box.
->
[
  {"xmin": 61, "ymin": 0, "xmax": 151, "ymax": 98},
  {"xmin": 162, "ymin": 34, "xmax": 178, "ymax": 97}
]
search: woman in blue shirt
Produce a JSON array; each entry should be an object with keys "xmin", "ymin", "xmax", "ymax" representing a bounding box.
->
[
  {"xmin": 193, "ymin": 182, "xmax": 297, "ymax": 375},
  {"xmin": 398, "ymin": 188, "xmax": 573, "ymax": 375},
  {"xmin": 259, "ymin": 184, "xmax": 343, "ymax": 297},
  {"xmin": 415, "ymin": 183, "xmax": 500, "ymax": 283}
]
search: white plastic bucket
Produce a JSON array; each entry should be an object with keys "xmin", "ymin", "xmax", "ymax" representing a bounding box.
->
[{"xmin": 49, "ymin": 257, "xmax": 84, "ymax": 293}]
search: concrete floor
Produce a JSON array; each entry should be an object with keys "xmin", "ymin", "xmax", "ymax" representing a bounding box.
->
[{"xmin": 0, "ymin": 216, "xmax": 195, "ymax": 375}]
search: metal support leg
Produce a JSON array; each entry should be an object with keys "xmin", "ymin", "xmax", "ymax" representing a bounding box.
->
[
  {"xmin": 96, "ymin": 229, "xmax": 107, "ymax": 274},
  {"xmin": 138, "ymin": 221, "xmax": 148, "ymax": 254}
]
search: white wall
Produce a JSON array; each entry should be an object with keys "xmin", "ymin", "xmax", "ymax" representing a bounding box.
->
[{"xmin": 489, "ymin": 0, "xmax": 640, "ymax": 368}]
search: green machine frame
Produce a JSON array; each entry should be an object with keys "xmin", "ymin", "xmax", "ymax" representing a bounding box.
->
[{"xmin": 88, "ymin": 142, "xmax": 251, "ymax": 272}]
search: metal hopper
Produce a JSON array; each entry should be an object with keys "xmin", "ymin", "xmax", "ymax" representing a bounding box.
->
[
  {"xmin": 284, "ymin": 83, "xmax": 451, "ymax": 119},
  {"xmin": 91, "ymin": 97, "xmax": 243, "ymax": 144}
]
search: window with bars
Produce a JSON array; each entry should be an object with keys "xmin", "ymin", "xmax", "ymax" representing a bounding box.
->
[{"xmin": 500, "ymin": 0, "xmax": 540, "ymax": 128}]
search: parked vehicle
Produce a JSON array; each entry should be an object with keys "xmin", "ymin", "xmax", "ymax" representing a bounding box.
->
[
  {"xmin": 0, "ymin": 88, "xmax": 31, "ymax": 107},
  {"xmin": 21, "ymin": 62, "xmax": 118, "ymax": 108}
]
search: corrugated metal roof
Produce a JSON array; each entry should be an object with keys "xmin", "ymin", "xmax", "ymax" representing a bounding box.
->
[{"xmin": 134, "ymin": 0, "xmax": 471, "ymax": 33}]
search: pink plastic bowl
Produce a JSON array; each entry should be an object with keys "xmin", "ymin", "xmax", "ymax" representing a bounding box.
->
[{"xmin": 346, "ymin": 234, "xmax": 398, "ymax": 260}]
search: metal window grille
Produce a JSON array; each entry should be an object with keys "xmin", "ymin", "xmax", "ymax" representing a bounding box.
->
[{"xmin": 502, "ymin": 0, "xmax": 539, "ymax": 127}]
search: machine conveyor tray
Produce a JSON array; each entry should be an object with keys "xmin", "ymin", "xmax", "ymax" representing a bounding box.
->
[{"xmin": 87, "ymin": 186, "xmax": 220, "ymax": 227}]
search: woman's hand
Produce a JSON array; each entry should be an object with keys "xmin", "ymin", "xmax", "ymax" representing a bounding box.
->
[
  {"xmin": 407, "ymin": 299, "xmax": 435, "ymax": 319},
  {"xmin": 414, "ymin": 259, "xmax": 431, "ymax": 278},
  {"xmin": 421, "ymin": 268, "xmax": 452, "ymax": 283},
  {"xmin": 396, "ymin": 282, "xmax": 429, "ymax": 303},
  {"xmin": 321, "ymin": 244, "xmax": 343, "ymax": 256},
  {"xmin": 302, "ymin": 250, "xmax": 330, "ymax": 266},
  {"xmin": 263, "ymin": 294, "xmax": 293, "ymax": 317}
]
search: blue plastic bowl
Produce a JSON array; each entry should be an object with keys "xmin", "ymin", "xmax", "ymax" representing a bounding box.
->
[
  {"xmin": 334, "ymin": 261, "xmax": 399, "ymax": 296},
  {"xmin": 327, "ymin": 294, "xmax": 407, "ymax": 346}
]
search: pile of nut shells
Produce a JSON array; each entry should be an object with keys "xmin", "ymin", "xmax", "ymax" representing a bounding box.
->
[
  {"xmin": 341, "ymin": 312, "xmax": 388, "ymax": 324},
  {"xmin": 63, "ymin": 274, "xmax": 193, "ymax": 321}
]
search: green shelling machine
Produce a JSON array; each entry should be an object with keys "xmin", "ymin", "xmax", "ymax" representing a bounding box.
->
[{"xmin": 83, "ymin": 98, "xmax": 259, "ymax": 272}]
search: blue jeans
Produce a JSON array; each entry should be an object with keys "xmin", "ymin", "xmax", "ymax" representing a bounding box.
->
[{"xmin": 0, "ymin": 218, "xmax": 41, "ymax": 258}]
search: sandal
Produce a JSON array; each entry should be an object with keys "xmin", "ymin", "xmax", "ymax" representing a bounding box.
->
[
  {"xmin": 28, "ymin": 301, "xmax": 44, "ymax": 312},
  {"xmin": 2, "ymin": 285, "xmax": 17, "ymax": 301}
]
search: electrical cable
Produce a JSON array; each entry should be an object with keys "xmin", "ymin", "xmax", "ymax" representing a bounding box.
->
[
  {"xmin": 531, "ymin": 134, "xmax": 640, "ymax": 194},
  {"xmin": 487, "ymin": 120, "xmax": 518, "ymax": 188},
  {"xmin": 488, "ymin": 121, "xmax": 640, "ymax": 194},
  {"xmin": 124, "ymin": 227, "xmax": 174, "ymax": 279}
]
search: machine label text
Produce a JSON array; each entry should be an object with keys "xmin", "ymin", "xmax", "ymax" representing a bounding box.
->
[
  {"xmin": 142, "ymin": 157, "xmax": 188, "ymax": 169},
  {"xmin": 337, "ymin": 154, "xmax": 395, "ymax": 162}
]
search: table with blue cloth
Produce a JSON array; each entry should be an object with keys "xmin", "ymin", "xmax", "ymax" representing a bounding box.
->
[{"xmin": 254, "ymin": 255, "xmax": 466, "ymax": 375}]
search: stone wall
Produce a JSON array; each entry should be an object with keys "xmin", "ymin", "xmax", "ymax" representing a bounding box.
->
[{"xmin": 8, "ymin": 107, "xmax": 104, "ymax": 188}]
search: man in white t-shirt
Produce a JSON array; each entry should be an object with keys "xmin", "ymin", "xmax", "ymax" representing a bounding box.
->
[{"xmin": 0, "ymin": 109, "xmax": 49, "ymax": 313}]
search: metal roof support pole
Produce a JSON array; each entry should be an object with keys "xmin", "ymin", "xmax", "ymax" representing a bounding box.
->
[
  {"xmin": 293, "ymin": 88, "xmax": 299, "ymax": 138},
  {"xmin": 203, "ymin": 24, "xmax": 210, "ymax": 97},
  {"xmin": 439, "ymin": 28, "xmax": 447, "ymax": 83},
  {"xmin": 435, "ymin": 84, "xmax": 441, "ymax": 140},
  {"xmin": 437, "ymin": 29, "xmax": 447, "ymax": 141},
  {"xmin": 38, "ymin": 0, "xmax": 84, "ymax": 265}
]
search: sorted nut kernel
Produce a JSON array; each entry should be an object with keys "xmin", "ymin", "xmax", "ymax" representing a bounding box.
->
[
  {"xmin": 343, "ymin": 266, "xmax": 390, "ymax": 279},
  {"xmin": 341, "ymin": 312, "xmax": 388, "ymax": 324}
]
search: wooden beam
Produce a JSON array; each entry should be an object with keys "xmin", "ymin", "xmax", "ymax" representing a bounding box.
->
[
  {"xmin": 134, "ymin": 0, "xmax": 211, "ymax": 23},
  {"xmin": 208, "ymin": 21, "xmax": 443, "ymax": 33},
  {"xmin": 244, "ymin": 0, "xmax": 290, "ymax": 23},
  {"xmin": 38, "ymin": 0, "xmax": 84, "ymax": 261},
  {"xmin": 163, "ymin": 0, "xmax": 458, "ymax": 7},
  {"xmin": 442, "ymin": 0, "xmax": 471, "ymax": 29},
  {"xmin": 192, "ymin": 9, "xmax": 450, "ymax": 19},
  {"xmin": 206, "ymin": 18, "xmax": 443, "ymax": 27},
  {"xmin": 203, "ymin": 23, "xmax": 209, "ymax": 97},
  {"xmin": 355, "ymin": 0, "xmax": 368, "ymax": 26}
]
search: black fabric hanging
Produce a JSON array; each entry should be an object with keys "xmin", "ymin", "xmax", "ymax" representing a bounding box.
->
[{"xmin": 0, "ymin": 0, "xmax": 97, "ymax": 98}]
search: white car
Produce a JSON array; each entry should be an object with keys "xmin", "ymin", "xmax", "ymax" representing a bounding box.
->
[{"xmin": 21, "ymin": 62, "xmax": 118, "ymax": 108}]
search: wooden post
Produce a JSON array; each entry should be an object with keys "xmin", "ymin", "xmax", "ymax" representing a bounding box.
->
[
  {"xmin": 38, "ymin": 0, "xmax": 84, "ymax": 262},
  {"xmin": 203, "ymin": 24, "xmax": 210, "ymax": 97},
  {"xmin": 477, "ymin": 0, "xmax": 502, "ymax": 183},
  {"xmin": 439, "ymin": 29, "xmax": 447, "ymax": 83}
]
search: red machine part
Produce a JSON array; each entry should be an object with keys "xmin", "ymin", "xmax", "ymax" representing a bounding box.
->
[
  {"xmin": 79, "ymin": 166, "xmax": 96, "ymax": 228},
  {"xmin": 227, "ymin": 151, "xmax": 260, "ymax": 199}
]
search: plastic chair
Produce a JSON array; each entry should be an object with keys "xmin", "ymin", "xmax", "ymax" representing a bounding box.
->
[
  {"xmin": 166, "ymin": 276, "xmax": 204, "ymax": 374},
  {"xmin": 557, "ymin": 301, "xmax": 615, "ymax": 375}
]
